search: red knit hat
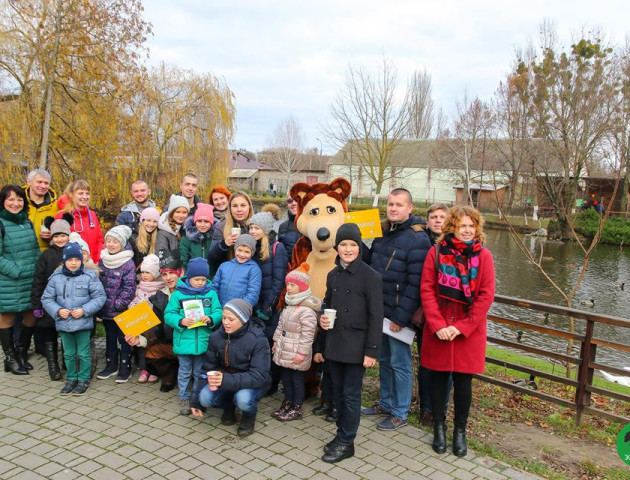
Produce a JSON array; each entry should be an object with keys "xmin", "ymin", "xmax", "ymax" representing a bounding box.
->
[{"xmin": 286, "ymin": 263, "xmax": 311, "ymax": 292}]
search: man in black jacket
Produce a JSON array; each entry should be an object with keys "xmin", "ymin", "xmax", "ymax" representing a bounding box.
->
[
  {"xmin": 362, "ymin": 188, "xmax": 431, "ymax": 431},
  {"xmin": 277, "ymin": 196, "xmax": 302, "ymax": 263}
]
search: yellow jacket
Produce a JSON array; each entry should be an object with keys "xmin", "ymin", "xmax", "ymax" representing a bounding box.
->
[{"xmin": 22, "ymin": 185, "xmax": 59, "ymax": 251}]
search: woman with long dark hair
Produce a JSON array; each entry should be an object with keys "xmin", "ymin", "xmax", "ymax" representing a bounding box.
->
[
  {"xmin": 0, "ymin": 185, "xmax": 41, "ymax": 375},
  {"xmin": 420, "ymin": 206, "xmax": 495, "ymax": 457}
]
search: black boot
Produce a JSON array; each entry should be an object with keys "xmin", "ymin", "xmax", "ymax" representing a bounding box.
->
[
  {"xmin": 313, "ymin": 399, "xmax": 333, "ymax": 416},
  {"xmin": 96, "ymin": 351, "xmax": 118, "ymax": 379},
  {"xmin": 44, "ymin": 341, "xmax": 62, "ymax": 381},
  {"xmin": 453, "ymin": 426, "xmax": 468, "ymax": 457},
  {"xmin": 0, "ymin": 328, "xmax": 27, "ymax": 375},
  {"xmin": 89, "ymin": 338, "xmax": 97, "ymax": 379},
  {"xmin": 17, "ymin": 326, "xmax": 35, "ymax": 370},
  {"xmin": 237, "ymin": 413, "xmax": 256, "ymax": 436},
  {"xmin": 432, "ymin": 420, "xmax": 447, "ymax": 454},
  {"xmin": 221, "ymin": 405, "xmax": 237, "ymax": 426},
  {"xmin": 324, "ymin": 406, "xmax": 338, "ymax": 423}
]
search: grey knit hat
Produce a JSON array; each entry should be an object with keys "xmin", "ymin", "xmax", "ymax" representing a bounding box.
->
[
  {"xmin": 234, "ymin": 233, "xmax": 256, "ymax": 253},
  {"xmin": 50, "ymin": 219, "xmax": 71, "ymax": 237},
  {"xmin": 248, "ymin": 211, "xmax": 275, "ymax": 235},
  {"xmin": 224, "ymin": 299, "xmax": 252, "ymax": 324},
  {"xmin": 105, "ymin": 225, "xmax": 132, "ymax": 247}
]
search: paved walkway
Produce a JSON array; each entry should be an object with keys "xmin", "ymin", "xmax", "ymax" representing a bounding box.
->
[{"xmin": 0, "ymin": 342, "xmax": 542, "ymax": 480}]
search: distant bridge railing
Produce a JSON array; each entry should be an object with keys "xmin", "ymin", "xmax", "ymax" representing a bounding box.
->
[{"xmin": 478, "ymin": 294, "xmax": 630, "ymax": 425}]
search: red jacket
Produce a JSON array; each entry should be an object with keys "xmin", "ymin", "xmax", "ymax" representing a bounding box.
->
[
  {"xmin": 420, "ymin": 246, "xmax": 495, "ymax": 374},
  {"xmin": 55, "ymin": 196, "xmax": 105, "ymax": 263}
]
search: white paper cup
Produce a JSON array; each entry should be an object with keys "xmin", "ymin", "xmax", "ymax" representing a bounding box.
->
[
  {"xmin": 208, "ymin": 371, "xmax": 219, "ymax": 391},
  {"xmin": 231, "ymin": 227, "xmax": 241, "ymax": 236},
  {"xmin": 40, "ymin": 225, "xmax": 49, "ymax": 234},
  {"xmin": 324, "ymin": 309, "xmax": 337, "ymax": 330}
]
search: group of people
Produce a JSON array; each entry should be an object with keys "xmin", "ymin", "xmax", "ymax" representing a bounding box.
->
[{"xmin": 0, "ymin": 169, "xmax": 495, "ymax": 463}]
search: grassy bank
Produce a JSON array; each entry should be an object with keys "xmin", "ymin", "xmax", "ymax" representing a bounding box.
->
[{"xmin": 361, "ymin": 344, "xmax": 630, "ymax": 479}]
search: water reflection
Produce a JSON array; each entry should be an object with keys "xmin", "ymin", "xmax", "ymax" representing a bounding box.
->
[{"xmin": 486, "ymin": 229, "xmax": 630, "ymax": 368}]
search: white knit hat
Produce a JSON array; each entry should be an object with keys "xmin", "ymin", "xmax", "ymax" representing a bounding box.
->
[
  {"xmin": 167, "ymin": 194, "xmax": 190, "ymax": 215},
  {"xmin": 69, "ymin": 232, "xmax": 90, "ymax": 256},
  {"xmin": 105, "ymin": 225, "xmax": 132, "ymax": 247},
  {"xmin": 141, "ymin": 254, "xmax": 161, "ymax": 279}
]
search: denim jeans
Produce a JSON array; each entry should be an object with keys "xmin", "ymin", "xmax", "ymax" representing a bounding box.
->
[
  {"xmin": 328, "ymin": 360, "xmax": 365, "ymax": 445},
  {"xmin": 103, "ymin": 319, "xmax": 131, "ymax": 361},
  {"xmin": 198, "ymin": 385, "xmax": 265, "ymax": 416},
  {"xmin": 177, "ymin": 354, "xmax": 204, "ymax": 400},
  {"xmin": 379, "ymin": 334, "xmax": 413, "ymax": 420}
]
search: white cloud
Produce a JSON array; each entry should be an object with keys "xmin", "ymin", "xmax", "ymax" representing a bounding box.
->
[{"xmin": 142, "ymin": 0, "xmax": 630, "ymax": 152}]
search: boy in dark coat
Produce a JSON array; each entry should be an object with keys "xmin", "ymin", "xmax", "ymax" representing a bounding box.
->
[
  {"xmin": 318, "ymin": 223, "xmax": 383, "ymax": 463},
  {"xmin": 190, "ymin": 299, "xmax": 270, "ymax": 437}
]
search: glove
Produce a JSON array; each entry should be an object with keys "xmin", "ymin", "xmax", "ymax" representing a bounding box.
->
[
  {"xmin": 255, "ymin": 310, "xmax": 269, "ymax": 321},
  {"xmin": 33, "ymin": 308, "xmax": 44, "ymax": 319}
]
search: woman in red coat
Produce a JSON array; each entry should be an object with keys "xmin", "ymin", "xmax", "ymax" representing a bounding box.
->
[
  {"xmin": 420, "ymin": 206, "xmax": 495, "ymax": 457},
  {"xmin": 55, "ymin": 180, "xmax": 104, "ymax": 263}
]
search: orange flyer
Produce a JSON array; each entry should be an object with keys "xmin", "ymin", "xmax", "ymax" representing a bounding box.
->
[{"xmin": 114, "ymin": 301, "xmax": 161, "ymax": 337}]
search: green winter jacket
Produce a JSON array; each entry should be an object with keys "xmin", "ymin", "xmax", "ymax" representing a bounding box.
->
[
  {"xmin": 0, "ymin": 210, "xmax": 41, "ymax": 312},
  {"xmin": 164, "ymin": 277, "xmax": 222, "ymax": 355}
]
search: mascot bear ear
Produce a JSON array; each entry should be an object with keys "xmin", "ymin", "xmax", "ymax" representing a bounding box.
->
[
  {"xmin": 329, "ymin": 178, "xmax": 351, "ymax": 200},
  {"xmin": 290, "ymin": 183, "xmax": 310, "ymax": 207}
]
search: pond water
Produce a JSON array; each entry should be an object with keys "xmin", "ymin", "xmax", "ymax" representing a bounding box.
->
[{"xmin": 486, "ymin": 229, "xmax": 630, "ymax": 369}]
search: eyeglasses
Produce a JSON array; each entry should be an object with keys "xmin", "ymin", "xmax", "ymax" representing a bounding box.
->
[{"xmin": 287, "ymin": 198, "xmax": 295, "ymax": 204}]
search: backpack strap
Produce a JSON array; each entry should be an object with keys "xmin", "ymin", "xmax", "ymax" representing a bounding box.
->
[{"xmin": 272, "ymin": 241, "xmax": 278, "ymax": 258}]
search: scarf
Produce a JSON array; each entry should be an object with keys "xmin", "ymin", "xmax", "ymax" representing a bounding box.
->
[
  {"xmin": 436, "ymin": 233, "xmax": 483, "ymax": 306},
  {"xmin": 179, "ymin": 278, "xmax": 213, "ymax": 296},
  {"xmin": 137, "ymin": 279, "xmax": 165, "ymax": 296},
  {"xmin": 285, "ymin": 288, "xmax": 313, "ymax": 306},
  {"xmin": 100, "ymin": 248, "xmax": 134, "ymax": 269},
  {"xmin": 214, "ymin": 208, "xmax": 227, "ymax": 222},
  {"xmin": 0, "ymin": 209, "xmax": 28, "ymax": 224}
]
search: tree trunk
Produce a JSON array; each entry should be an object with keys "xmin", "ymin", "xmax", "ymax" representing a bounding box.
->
[{"xmin": 38, "ymin": 78, "xmax": 54, "ymax": 170}]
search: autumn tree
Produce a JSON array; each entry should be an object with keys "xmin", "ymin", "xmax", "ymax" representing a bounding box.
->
[
  {"xmin": 323, "ymin": 57, "xmax": 411, "ymax": 195},
  {"xmin": 261, "ymin": 116, "xmax": 306, "ymax": 192},
  {"xmin": 0, "ymin": 0, "xmax": 151, "ymax": 171},
  {"xmin": 512, "ymin": 25, "xmax": 620, "ymax": 237}
]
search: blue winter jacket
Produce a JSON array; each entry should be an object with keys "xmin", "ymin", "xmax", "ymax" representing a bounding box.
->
[
  {"xmin": 368, "ymin": 215, "xmax": 431, "ymax": 329},
  {"xmin": 210, "ymin": 257, "xmax": 262, "ymax": 308},
  {"xmin": 41, "ymin": 267, "xmax": 107, "ymax": 333}
]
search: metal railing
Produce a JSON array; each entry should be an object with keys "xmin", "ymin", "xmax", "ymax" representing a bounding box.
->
[{"xmin": 477, "ymin": 294, "xmax": 630, "ymax": 425}]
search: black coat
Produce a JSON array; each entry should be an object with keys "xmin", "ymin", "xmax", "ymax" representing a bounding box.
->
[
  {"xmin": 144, "ymin": 290, "xmax": 174, "ymax": 346},
  {"xmin": 321, "ymin": 257, "xmax": 384, "ymax": 364},
  {"xmin": 253, "ymin": 238, "xmax": 288, "ymax": 338},
  {"xmin": 368, "ymin": 215, "xmax": 431, "ymax": 329},
  {"xmin": 31, "ymin": 244, "xmax": 64, "ymax": 328},
  {"xmin": 277, "ymin": 212, "xmax": 301, "ymax": 262},
  {"xmin": 191, "ymin": 318, "xmax": 271, "ymax": 409}
]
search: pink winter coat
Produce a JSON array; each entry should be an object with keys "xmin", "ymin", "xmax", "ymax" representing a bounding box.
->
[
  {"xmin": 273, "ymin": 296, "xmax": 320, "ymax": 371},
  {"xmin": 420, "ymin": 246, "xmax": 495, "ymax": 374}
]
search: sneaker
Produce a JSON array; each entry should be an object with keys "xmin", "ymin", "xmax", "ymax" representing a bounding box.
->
[
  {"xmin": 60, "ymin": 380, "xmax": 78, "ymax": 395},
  {"xmin": 147, "ymin": 374, "xmax": 159, "ymax": 383},
  {"xmin": 377, "ymin": 415, "xmax": 408, "ymax": 431},
  {"xmin": 361, "ymin": 403, "xmax": 389, "ymax": 416},
  {"xmin": 137, "ymin": 370, "xmax": 149, "ymax": 383},
  {"xmin": 115, "ymin": 359, "xmax": 131, "ymax": 383},
  {"xmin": 73, "ymin": 381, "xmax": 90, "ymax": 396},
  {"xmin": 179, "ymin": 399, "xmax": 191, "ymax": 415},
  {"xmin": 96, "ymin": 364, "xmax": 117, "ymax": 380}
]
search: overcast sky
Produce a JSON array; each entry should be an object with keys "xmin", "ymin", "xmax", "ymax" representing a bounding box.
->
[{"xmin": 142, "ymin": 1, "xmax": 630, "ymax": 154}]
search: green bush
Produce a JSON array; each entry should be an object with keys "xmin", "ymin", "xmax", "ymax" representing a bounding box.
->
[{"xmin": 574, "ymin": 209, "xmax": 630, "ymax": 244}]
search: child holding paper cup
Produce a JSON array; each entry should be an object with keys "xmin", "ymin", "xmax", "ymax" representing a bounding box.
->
[
  {"xmin": 318, "ymin": 223, "xmax": 384, "ymax": 464},
  {"xmin": 164, "ymin": 257, "xmax": 222, "ymax": 415},
  {"xmin": 42, "ymin": 242, "xmax": 106, "ymax": 396}
]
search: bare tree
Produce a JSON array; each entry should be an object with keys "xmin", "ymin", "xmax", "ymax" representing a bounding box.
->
[
  {"xmin": 407, "ymin": 68, "xmax": 434, "ymax": 139},
  {"xmin": 441, "ymin": 95, "xmax": 494, "ymax": 205},
  {"xmin": 323, "ymin": 57, "xmax": 411, "ymax": 195},
  {"xmin": 264, "ymin": 116, "xmax": 306, "ymax": 192}
]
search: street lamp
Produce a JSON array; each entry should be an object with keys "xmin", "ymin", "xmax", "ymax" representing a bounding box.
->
[{"xmin": 316, "ymin": 138, "xmax": 323, "ymax": 156}]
